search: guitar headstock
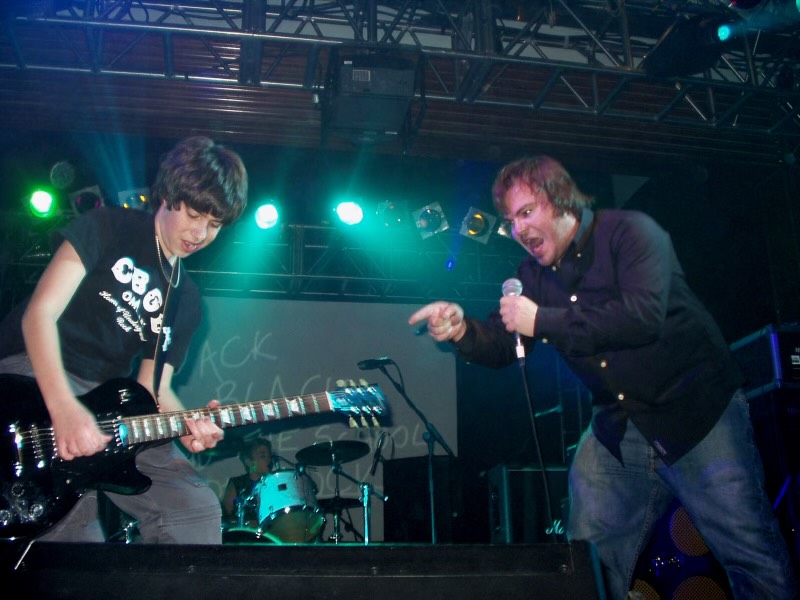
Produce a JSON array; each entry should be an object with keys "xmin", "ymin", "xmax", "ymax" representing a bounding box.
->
[{"xmin": 332, "ymin": 379, "xmax": 389, "ymax": 428}]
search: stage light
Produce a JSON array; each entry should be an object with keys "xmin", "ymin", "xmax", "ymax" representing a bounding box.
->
[
  {"xmin": 377, "ymin": 200, "xmax": 407, "ymax": 228},
  {"xmin": 335, "ymin": 200, "xmax": 364, "ymax": 225},
  {"xmin": 28, "ymin": 189, "xmax": 57, "ymax": 219},
  {"xmin": 716, "ymin": 23, "xmax": 734, "ymax": 42},
  {"xmin": 69, "ymin": 185, "xmax": 104, "ymax": 214},
  {"xmin": 49, "ymin": 160, "xmax": 75, "ymax": 191},
  {"xmin": 254, "ymin": 202, "xmax": 280, "ymax": 229},
  {"xmin": 729, "ymin": 0, "xmax": 800, "ymax": 31},
  {"xmin": 459, "ymin": 207, "xmax": 497, "ymax": 245},
  {"xmin": 412, "ymin": 202, "xmax": 449, "ymax": 239},
  {"xmin": 731, "ymin": 0, "xmax": 763, "ymax": 8},
  {"xmin": 641, "ymin": 15, "xmax": 732, "ymax": 77},
  {"xmin": 118, "ymin": 188, "xmax": 150, "ymax": 211}
]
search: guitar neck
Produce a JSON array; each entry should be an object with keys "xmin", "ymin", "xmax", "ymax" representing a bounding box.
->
[{"xmin": 115, "ymin": 391, "xmax": 339, "ymax": 448}]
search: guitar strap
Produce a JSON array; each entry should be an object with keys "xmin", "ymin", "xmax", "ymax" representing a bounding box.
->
[{"xmin": 151, "ymin": 259, "xmax": 182, "ymax": 410}]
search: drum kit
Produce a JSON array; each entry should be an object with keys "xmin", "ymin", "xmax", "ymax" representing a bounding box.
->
[{"xmin": 222, "ymin": 439, "xmax": 385, "ymax": 545}]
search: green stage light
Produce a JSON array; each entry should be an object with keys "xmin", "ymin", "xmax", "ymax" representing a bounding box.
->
[
  {"xmin": 716, "ymin": 23, "xmax": 733, "ymax": 42},
  {"xmin": 255, "ymin": 202, "xmax": 280, "ymax": 229},
  {"xmin": 335, "ymin": 201, "xmax": 364, "ymax": 225},
  {"xmin": 29, "ymin": 189, "xmax": 57, "ymax": 219}
]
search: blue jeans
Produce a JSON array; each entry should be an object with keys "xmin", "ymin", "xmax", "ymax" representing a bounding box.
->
[{"xmin": 568, "ymin": 390, "xmax": 798, "ymax": 600}]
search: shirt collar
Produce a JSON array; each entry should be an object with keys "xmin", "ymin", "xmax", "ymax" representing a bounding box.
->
[{"xmin": 572, "ymin": 207, "xmax": 595, "ymax": 252}]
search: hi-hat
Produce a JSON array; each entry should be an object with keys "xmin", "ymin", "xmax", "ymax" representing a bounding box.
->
[
  {"xmin": 317, "ymin": 497, "xmax": 362, "ymax": 513},
  {"xmin": 295, "ymin": 440, "xmax": 369, "ymax": 466}
]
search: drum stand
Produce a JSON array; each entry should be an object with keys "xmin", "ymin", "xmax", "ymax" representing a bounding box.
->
[
  {"xmin": 106, "ymin": 519, "xmax": 138, "ymax": 543},
  {"xmin": 330, "ymin": 461, "xmax": 387, "ymax": 545}
]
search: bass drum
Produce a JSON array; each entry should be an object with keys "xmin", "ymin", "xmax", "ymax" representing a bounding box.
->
[
  {"xmin": 257, "ymin": 469, "xmax": 325, "ymax": 543},
  {"xmin": 222, "ymin": 526, "xmax": 281, "ymax": 545}
]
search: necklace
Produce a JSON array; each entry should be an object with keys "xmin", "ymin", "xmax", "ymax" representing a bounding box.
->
[{"xmin": 155, "ymin": 233, "xmax": 181, "ymax": 287}]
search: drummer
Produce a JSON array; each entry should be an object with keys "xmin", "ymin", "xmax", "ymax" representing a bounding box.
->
[{"xmin": 221, "ymin": 437, "xmax": 274, "ymax": 528}]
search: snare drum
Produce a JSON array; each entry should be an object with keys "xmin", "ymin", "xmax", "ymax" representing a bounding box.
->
[{"xmin": 257, "ymin": 469, "xmax": 324, "ymax": 543}]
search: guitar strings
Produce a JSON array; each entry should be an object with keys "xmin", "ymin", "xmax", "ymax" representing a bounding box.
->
[{"xmin": 13, "ymin": 387, "xmax": 382, "ymax": 457}]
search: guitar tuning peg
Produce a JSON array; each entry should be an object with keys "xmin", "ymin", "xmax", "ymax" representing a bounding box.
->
[
  {"xmin": 348, "ymin": 379, "xmax": 356, "ymax": 387},
  {"xmin": 371, "ymin": 416, "xmax": 380, "ymax": 427},
  {"xmin": 348, "ymin": 416, "xmax": 357, "ymax": 428},
  {"xmin": 336, "ymin": 379, "xmax": 346, "ymax": 388},
  {"xmin": 360, "ymin": 415, "xmax": 368, "ymax": 428},
  {"xmin": 359, "ymin": 378, "xmax": 367, "ymax": 386}
]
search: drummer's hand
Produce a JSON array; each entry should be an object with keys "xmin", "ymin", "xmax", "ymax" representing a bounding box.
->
[{"xmin": 180, "ymin": 399, "xmax": 224, "ymax": 454}]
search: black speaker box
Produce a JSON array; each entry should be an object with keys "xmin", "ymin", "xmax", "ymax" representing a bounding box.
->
[
  {"xmin": 4, "ymin": 540, "xmax": 602, "ymax": 599},
  {"xmin": 487, "ymin": 464, "xmax": 569, "ymax": 544},
  {"xmin": 322, "ymin": 49, "xmax": 419, "ymax": 143},
  {"xmin": 383, "ymin": 455, "xmax": 462, "ymax": 543},
  {"xmin": 730, "ymin": 325, "xmax": 800, "ymax": 399}
]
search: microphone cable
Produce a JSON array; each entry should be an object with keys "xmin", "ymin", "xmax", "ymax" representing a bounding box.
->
[{"xmin": 502, "ymin": 278, "xmax": 559, "ymax": 543}]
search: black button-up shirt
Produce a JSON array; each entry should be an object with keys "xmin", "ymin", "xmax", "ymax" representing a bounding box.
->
[{"xmin": 454, "ymin": 208, "xmax": 742, "ymax": 465}]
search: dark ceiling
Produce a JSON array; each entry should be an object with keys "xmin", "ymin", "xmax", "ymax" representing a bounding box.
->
[
  {"xmin": 1, "ymin": 1, "xmax": 799, "ymax": 329},
  {"xmin": 1, "ymin": 0, "xmax": 799, "ymax": 173}
]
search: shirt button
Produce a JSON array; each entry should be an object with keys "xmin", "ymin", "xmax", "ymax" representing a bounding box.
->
[
  {"xmin": 570, "ymin": 295, "xmax": 578, "ymax": 302},
  {"xmin": 542, "ymin": 338, "xmax": 549, "ymax": 344},
  {"xmin": 551, "ymin": 265, "xmax": 558, "ymax": 272},
  {"xmin": 576, "ymin": 252, "xmax": 582, "ymax": 258},
  {"xmin": 600, "ymin": 360, "xmax": 607, "ymax": 368},
  {"xmin": 617, "ymin": 393, "xmax": 625, "ymax": 401}
]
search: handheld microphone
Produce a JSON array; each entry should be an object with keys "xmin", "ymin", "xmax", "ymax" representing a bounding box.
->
[
  {"xmin": 369, "ymin": 431, "xmax": 386, "ymax": 476},
  {"xmin": 358, "ymin": 357, "xmax": 392, "ymax": 370},
  {"xmin": 502, "ymin": 278, "xmax": 526, "ymax": 361}
]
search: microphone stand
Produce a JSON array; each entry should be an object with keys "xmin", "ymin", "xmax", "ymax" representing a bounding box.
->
[{"xmin": 378, "ymin": 362, "xmax": 455, "ymax": 545}]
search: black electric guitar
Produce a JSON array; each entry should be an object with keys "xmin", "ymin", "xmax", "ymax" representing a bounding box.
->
[{"xmin": 0, "ymin": 373, "xmax": 388, "ymax": 541}]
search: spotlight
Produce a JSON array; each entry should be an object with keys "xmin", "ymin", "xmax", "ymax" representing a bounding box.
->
[
  {"xmin": 412, "ymin": 202, "xmax": 449, "ymax": 239},
  {"xmin": 69, "ymin": 185, "xmax": 104, "ymax": 214},
  {"xmin": 335, "ymin": 200, "xmax": 364, "ymax": 225},
  {"xmin": 459, "ymin": 207, "xmax": 497, "ymax": 244},
  {"xmin": 730, "ymin": 0, "xmax": 763, "ymax": 8},
  {"xmin": 641, "ymin": 15, "xmax": 732, "ymax": 77},
  {"xmin": 49, "ymin": 160, "xmax": 76, "ymax": 191},
  {"xmin": 255, "ymin": 202, "xmax": 280, "ymax": 229},
  {"xmin": 377, "ymin": 200, "xmax": 407, "ymax": 228},
  {"xmin": 118, "ymin": 188, "xmax": 150, "ymax": 211},
  {"xmin": 28, "ymin": 189, "xmax": 57, "ymax": 219}
]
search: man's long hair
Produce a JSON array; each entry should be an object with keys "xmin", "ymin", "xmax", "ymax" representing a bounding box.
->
[{"xmin": 492, "ymin": 156, "xmax": 594, "ymax": 217}]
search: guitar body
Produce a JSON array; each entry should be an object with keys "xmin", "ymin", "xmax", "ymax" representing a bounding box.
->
[
  {"xmin": 0, "ymin": 374, "xmax": 157, "ymax": 540},
  {"xmin": 0, "ymin": 372, "xmax": 388, "ymax": 541}
]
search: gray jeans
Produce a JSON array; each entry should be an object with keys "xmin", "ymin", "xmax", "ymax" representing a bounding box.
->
[{"xmin": 0, "ymin": 353, "xmax": 222, "ymax": 544}]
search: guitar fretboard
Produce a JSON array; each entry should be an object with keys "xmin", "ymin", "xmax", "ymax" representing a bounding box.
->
[{"xmin": 115, "ymin": 387, "xmax": 383, "ymax": 447}]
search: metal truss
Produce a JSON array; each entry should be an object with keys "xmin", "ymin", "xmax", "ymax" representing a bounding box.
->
[
  {"xmin": 2, "ymin": 0, "xmax": 800, "ymax": 143},
  {"xmin": 0, "ymin": 210, "xmax": 527, "ymax": 307},
  {"xmin": 189, "ymin": 222, "xmax": 528, "ymax": 305}
]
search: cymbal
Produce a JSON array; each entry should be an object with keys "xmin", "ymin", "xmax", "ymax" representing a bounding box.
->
[
  {"xmin": 295, "ymin": 440, "xmax": 370, "ymax": 466},
  {"xmin": 317, "ymin": 497, "xmax": 362, "ymax": 513}
]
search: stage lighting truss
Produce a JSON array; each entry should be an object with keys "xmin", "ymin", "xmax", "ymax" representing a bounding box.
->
[
  {"xmin": 459, "ymin": 207, "xmax": 497, "ymax": 245},
  {"xmin": 412, "ymin": 202, "xmax": 449, "ymax": 240}
]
